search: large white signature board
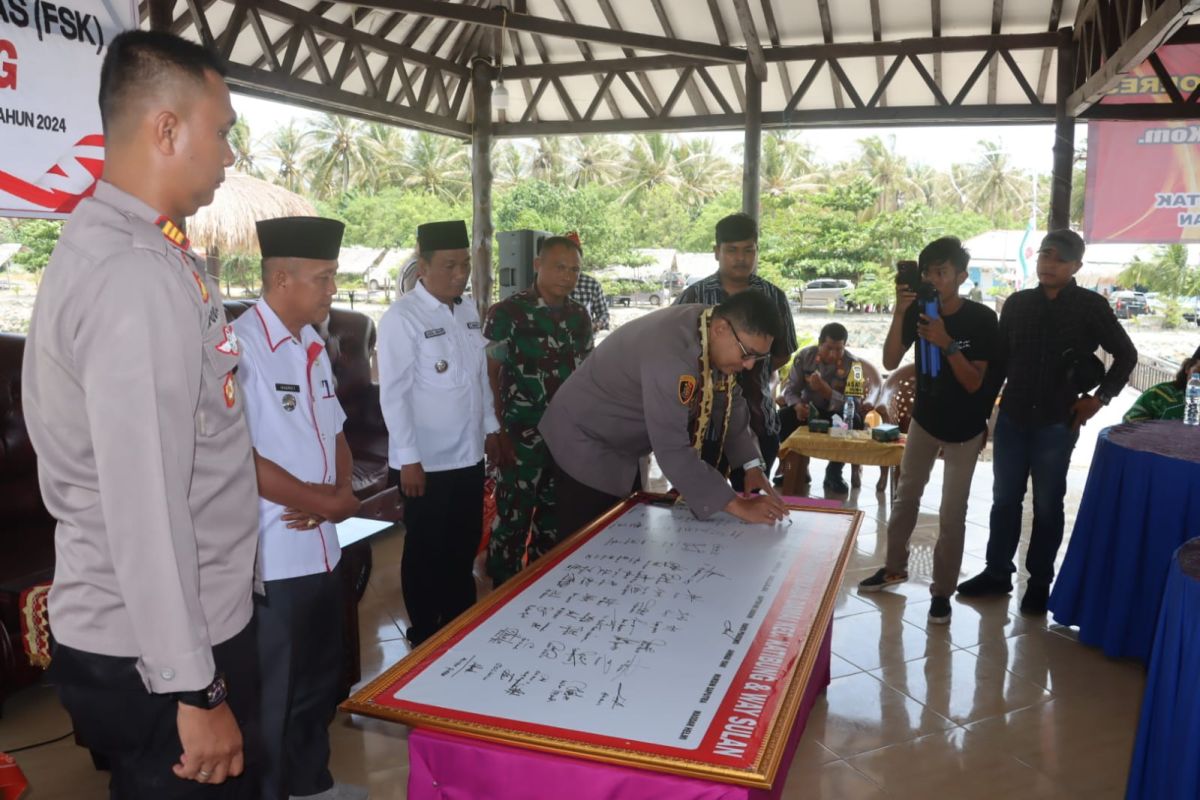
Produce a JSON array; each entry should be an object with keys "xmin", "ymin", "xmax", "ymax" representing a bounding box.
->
[{"xmin": 346, "ymin": 498, "xmax": 859, "ymax": 787}]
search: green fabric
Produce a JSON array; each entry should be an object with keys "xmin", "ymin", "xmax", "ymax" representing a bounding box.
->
[
  {"xmin": 1123, "ymin": 382, "xmax": 1186, "ymax": 422},
  {"xmin": 483, "ymin": 287, "xmax": 593, "ymax": 429},
  {"xmin": 488, "ymin": 430, "xmax": 558, "ymax": 585}
]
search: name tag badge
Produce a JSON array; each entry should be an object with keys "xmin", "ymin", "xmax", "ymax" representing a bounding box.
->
[
  {"xmin": 275, "ymin": 383, "xmax": 301, "ymax": 392},
  {"xmin": 467, "ymin": 321, "xmax": 481, "ymax": 329},
  {"xmin": 424, "ymin": 328, "xmax": 446, "ymax": 338}
]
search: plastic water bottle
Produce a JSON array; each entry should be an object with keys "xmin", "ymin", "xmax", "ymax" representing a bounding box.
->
[
  {"xmin": 843, "ymin": 395, "xmax": 857, "ymax": 431},
  {"xmin": 1185, "ymin": 372, "xmax": 1200, "ymax": 426}
]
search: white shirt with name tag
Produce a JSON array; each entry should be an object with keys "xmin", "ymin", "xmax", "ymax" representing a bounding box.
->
[
  {"xmin": 378, "ymin": 280, "xmax": 500, "ymax": 472},
  {"xmin": 234, "ymin": 300, "xmax": 346, "ymax": 581}
]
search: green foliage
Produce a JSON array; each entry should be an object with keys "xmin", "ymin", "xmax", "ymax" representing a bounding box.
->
[
  {"xmin": 12, "ymin": 219, "xmax": 62, "ymax": 276},
  {"xmin": 1118, "ymin": 245, "xmax": 1199, "ymax": 295},
  {"xmin": 1163, "ymin": 296, "xmax": 1185, "ymax": 330},
  {"xmin": 220, "ymin": 252, "xmax": 260, "ymax": 297},
  {"xmin": 628, "ymin": 184, "xmax": 692, "ymax": 248},
  {"xmin": 599, "ymin": 278, "xmax": 659, "ymax": 296},
  {"xmin": 494, "ymin": 180, "xmax": 641, "ymax": 270},
  {"xmin": 330, "ymin": 189, "xmax": 469, "ymax": 250},
  {"xmin": 849, "ymin": 267, "xmax": 896, "ymax": 310}
]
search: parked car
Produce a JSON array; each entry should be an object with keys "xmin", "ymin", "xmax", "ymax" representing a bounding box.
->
[
  {"xmin": 1179, "ymin": 295, "xmax": 1200, "ymax": 325},
  {"xmin": 1110, "ymin": 290, "xmax": 1150, "ymax": 319},
  {"xmin": 613, "ymin": 288, "xmax": 668, "ymax": 307},
  {"xmin": 795, "ymin": 278, "xmax": 855, "ymax": 310}
]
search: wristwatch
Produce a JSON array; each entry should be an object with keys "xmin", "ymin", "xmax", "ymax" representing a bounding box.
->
[
  {"xmin": 942, "ymin": 340, "xmax": 962, "ymax": 357},
  {"xmin": 175, "ymin": 673, "xmax": 228, "ymax": 709},
  {"xmin": 742, "ymin": 458, "xmax": 764, "ymax": 473},
  {"xmin": 1094, "ymin": 390, "xmax": 1112, "ymax": 406}
]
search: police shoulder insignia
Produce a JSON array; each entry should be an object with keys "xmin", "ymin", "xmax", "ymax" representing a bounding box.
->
[
  {"xmin": 192, "ymin": 271, "xmax": 210, "ymax": 304},
  {"xmin": 154, "ymin": 215, "xmax": 191, "ymax": 251},
  {"xmin": 678, "ymin": 375, "xmax": 697, "ymax": 405}
]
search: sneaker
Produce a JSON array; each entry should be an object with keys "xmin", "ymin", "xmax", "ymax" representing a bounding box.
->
[
  {"xmin": 956, "ymin": 571, "xmax": 1014, "ymax": 597},
  {"xmin": 858, "ymin": 568, "xmax": 908, "ymax": 593},
  {"xmin": 823, "ymin": 475, "xmax": 849, "ymax": 495},
  {"xmin": 1020, "ymin": 584, "xmax": 1050, "ymax": 615},
  {"xmin": 928, "ymin": 596, "xmax": 952, "ymax": 624}
]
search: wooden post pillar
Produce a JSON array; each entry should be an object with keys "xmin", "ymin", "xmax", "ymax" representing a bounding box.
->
[
  {"xmin": 471, "ymin": 58, "xmax": 496, "ymax": 317},
  {"xmin": 742, "ymin": 70, "xmax": 762, "ymax": 220},
  {"xmin": 148, "ymin": 0, "xmax": 175, "ymax": 30},
  {"xmin": 1049, "ymin": 29, "xmax": 1076, "ymax": 231}
]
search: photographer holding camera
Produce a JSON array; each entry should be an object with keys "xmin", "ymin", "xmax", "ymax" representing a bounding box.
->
[
  {"xmin": 859, "ymin": 237, "xmax": 998, "ymax": 625},
  {"xmin": 958, "ymin": 229, "xmax": 1136, "ymax": 614}
]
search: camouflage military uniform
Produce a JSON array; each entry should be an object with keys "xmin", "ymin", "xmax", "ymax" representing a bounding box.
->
[{"xmin": 483, "ymin": 287, "xmax": 593, "ymax": 584}]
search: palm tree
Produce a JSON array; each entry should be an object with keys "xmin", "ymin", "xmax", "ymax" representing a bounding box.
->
[
  {"xmin": 228, "ymin": 119, "xmax": 264, "ymax": 178},
  {"xmin": 401, "ymin": 132, "xmax": 470, "ymax": 201},
  {"xmin": 673, "ymin": 137, "xmax": 735, "ymax": 207},
  {"xmin": 493, "ymin": 141, "xmax": 528, "ymax": 188},
  {"xmin": 961, "ymin": 140, "xmax": 1029, "ymax": 221},
  {"xmin": 620, "ymin": 133, "xmax": 682, "ymax": 203},
  {"xmin": 360, "ymin": 122, "xmax": 410, "ymax": 191},
  {"xmin": 568, "ymin": 135, "xmax": 622, "ymax": 187},
  {"xmin": 530, "ymin": 136, "xmax": 568, "ymax": 182},
  {"xmin": 264, "ymin": 122, "xmax": 309, "ymax": 194},
  {"xmin": 304, "ymin": 114, "xmax": 372, "ymax": 198},
  {"xmin": 760, "ymin": 132, "xmax": 823, "ymax": 196},
  {"xmin": 850, "ymin": 135, "xmax": 925, "ymax": 215}
]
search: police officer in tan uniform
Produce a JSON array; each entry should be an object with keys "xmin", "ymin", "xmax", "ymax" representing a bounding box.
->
[
  {"xmin": 22, "ymin": 31, "xmax": 260, "ymax": 797},
  {"xmin": 540, "ymin": 291, "xmax": 789, "ymax": 537}
]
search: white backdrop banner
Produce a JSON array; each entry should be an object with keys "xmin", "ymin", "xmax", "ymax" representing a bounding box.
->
[{"xmin": 0, "ymin": 0, "xmax": 138, "ymax": 218}]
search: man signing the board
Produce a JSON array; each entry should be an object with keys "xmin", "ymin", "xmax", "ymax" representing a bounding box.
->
[{"xmin": 540, "ymin": 290, "xmax": 788, "ymax": 537}]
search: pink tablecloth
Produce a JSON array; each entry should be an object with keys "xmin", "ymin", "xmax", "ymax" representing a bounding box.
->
[{"xmin": 407, "ymin": 622, "xmax": 833, "ymax": 800}]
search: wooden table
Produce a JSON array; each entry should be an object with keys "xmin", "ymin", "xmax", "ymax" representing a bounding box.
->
[{"xmin": 777, "ymin": 429, "xmax": 905, "ymax": 496}]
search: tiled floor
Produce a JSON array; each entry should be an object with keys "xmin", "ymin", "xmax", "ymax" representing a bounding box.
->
[{"xmin": 0, "ymin": 394, "xmax": 1148, "ymax": 798}]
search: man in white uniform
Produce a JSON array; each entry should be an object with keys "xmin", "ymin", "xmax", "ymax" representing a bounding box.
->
[
  {"xmin": 233, "ymin": 216, "xmax": 363, "ymax": 800},
  {"xmin": 378, "ymin": 220, "xmax": 501, "ymax": 646}
]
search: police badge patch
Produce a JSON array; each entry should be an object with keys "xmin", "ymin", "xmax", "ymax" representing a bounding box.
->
[
  {"xmin": 678, "ymin": 375, "xmax": 697, "ymax": 405},
  {"xmin": 281, "ymin": 394, "xmax": 297, "ymax": 412}
]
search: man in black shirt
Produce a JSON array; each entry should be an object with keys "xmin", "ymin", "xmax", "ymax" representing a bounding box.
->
[
  {"xmin": 859, "ymin": 237, "xmax": 998, "ymax": 625},
  {"xmin": 958, "ymin": 229, "xmax": 1136, "ymax": 614},
  {"xmin": 675, "ymin": 213, "xmax": 798, "ymax": 489}
]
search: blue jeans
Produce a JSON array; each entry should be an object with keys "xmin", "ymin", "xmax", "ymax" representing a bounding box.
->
[{"xmin": 985, "ymin": 411, "xmax": 1079, "ymax": 587}]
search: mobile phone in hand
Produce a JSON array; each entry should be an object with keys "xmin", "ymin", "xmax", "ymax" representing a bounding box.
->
[{"xmin": 896, "ymin": 260, "xmax": 920, "ymax": 293}]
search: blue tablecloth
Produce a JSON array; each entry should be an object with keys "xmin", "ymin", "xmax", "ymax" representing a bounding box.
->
[
  {"xmin": 1126, "ymin": 539, "xmax": 1200, "ymax": 800},
  {"xmin": 1048, "ymin": 423, "xmax": 1200, "ymax": 662}
]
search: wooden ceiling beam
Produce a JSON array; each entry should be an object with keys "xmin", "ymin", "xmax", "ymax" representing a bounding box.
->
[
  {"xmin": 816, "ymin": 0, "xmax": 844, "ymax": 110},
  {"xmin": 705, "ymin": 0, "xmax": 746, "ymax": 110},
  {"xmin": 595, "ymin": 0, "xmax": 664, "ymax": 116},
  {"xmin": 495, "ymin": 102, "xmax": 1054, "ymax": 137},
  {"xmin": 758, "ymin": 0, "xmax": 793, "ymax": 99},
  {"xmin": 987, "ymin": 0, "xmax": 1004, "ymax": 104},
  {"xmin": 1035, "ymin": 0, "xmax": 1066, "ymax": 101},
  {"xmin": 731, "ymin": 0, "xmax": 768, "ymax": 81},
  {"xmin": 649, "ymin": 0, "xmax": 711, "ymax": 116},
  {"xmin": 869, "ymin": 0, "xmax": 886, "ymax": 107},
  {"xmin": 349, "ymin": 0, "xmax": 744, "ymax": 62},
  {"xmin": 551, "ymin": 0, "xmax": 623, "ymax": 121},
  {"xmin": 1067, "ymin": 0, "xmax": 1200, "ymax": 114},
  {"xmin": 224, "ymin": 62, "xmax": 471, "ymax": 137}
]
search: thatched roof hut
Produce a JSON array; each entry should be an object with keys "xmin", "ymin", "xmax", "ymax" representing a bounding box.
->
[{"xmin": 187, "ymin": 173, "xmax": 316, "ymax": 256}]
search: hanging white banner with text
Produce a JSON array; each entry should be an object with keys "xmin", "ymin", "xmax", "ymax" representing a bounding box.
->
[{"xmin": 0, "ymin": 0, "xmax": 138, "ymax": 218}]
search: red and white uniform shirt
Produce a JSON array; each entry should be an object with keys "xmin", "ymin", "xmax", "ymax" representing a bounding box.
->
[{"xmin": 233, "ymin": 299, "xmax": 347, "ymax": 581}]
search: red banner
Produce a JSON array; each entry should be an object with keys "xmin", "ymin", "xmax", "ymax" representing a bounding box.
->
[{"xmin": 1085, "ymin": 44, "xmax": 1200, "ymax": 243}]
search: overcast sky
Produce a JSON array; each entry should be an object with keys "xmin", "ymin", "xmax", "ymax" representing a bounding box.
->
[{"xmin": 232, "ymin": 92, "xmax": 1086, "ymax": 176}]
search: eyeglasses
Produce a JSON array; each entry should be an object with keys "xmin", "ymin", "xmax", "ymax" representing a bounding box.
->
[{"xmin": 729, "ymin": 324, "xmax": 770, "ymax": 364}]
